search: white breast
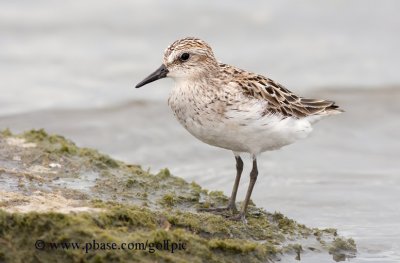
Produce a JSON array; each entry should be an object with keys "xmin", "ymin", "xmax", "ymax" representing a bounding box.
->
[{"xmin": 168, "ymin": 80, "xmax": 313, "ymax": 155}]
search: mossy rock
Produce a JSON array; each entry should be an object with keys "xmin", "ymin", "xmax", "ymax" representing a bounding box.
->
[{"xmin": 0, "ymin": 129, "xmax": 357, "ymax": 262}]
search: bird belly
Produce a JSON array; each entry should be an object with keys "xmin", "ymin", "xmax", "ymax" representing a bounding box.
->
[
  {"xmin": 168, "ymin": 83, "xmax": 313, "ymax": 154},
  {"xmin": 173, "ymin": 109, "xmax": 313, "ymax": 155}
]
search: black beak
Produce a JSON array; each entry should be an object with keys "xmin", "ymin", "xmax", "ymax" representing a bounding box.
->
[{"xmin": 135, "ymin": 64, "xmax": 169, "ymax": 88}]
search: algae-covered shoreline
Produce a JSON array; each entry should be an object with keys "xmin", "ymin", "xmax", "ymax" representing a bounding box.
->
[{"xmin": 0, "ymin": 129, "xmax": 356, "ymax": 262}]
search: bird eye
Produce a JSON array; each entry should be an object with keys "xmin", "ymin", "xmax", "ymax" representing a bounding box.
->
[{"xmin": 180, "ymin": 53, "xmax": 190, "ymax": 61}]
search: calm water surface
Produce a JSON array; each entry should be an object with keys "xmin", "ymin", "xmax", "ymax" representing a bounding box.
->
[{"xmin": 1, "ymin": 0, "xmax": 399, "ymax": 115}]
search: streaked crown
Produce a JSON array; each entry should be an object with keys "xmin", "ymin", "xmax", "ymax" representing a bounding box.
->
[{"xmin": 163, "ymin": 37, "xmax": 219, "ymax": 79}]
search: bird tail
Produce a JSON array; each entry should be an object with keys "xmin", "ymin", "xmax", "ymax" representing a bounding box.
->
[
  {"xmin": 323, "ymin": 103, "xmax": 344, "ymax": 115},
  {"xmin": 300, "ymin": 98, "xmax": 344, "ymax": 116},
  {"xmin": 300, "ymin": 98, "xmax": 344, "ymax": 123}
]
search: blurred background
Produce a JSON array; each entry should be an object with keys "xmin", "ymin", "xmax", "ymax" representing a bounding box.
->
[{"xmin": 0, "ymin": 0, "xmax": 399, "ymax": 262}]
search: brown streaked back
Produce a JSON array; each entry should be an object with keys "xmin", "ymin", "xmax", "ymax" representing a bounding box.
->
[{"xmin": 219, "ymin": 63, "xmax": 343, "ymax": 119}]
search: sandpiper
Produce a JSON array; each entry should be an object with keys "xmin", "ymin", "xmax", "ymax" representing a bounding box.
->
[{"xmin": 136, "ymin": 37, "xmax": 343, "ymax": 221}]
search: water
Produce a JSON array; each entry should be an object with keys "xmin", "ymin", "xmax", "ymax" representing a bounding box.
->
[
  {"xmin": 0, "ymin": 0, "xmax": 399, "ymax": 116},
  {"xmin": 1, "ymin": 0, "xmax": 400, "ymax": 262}
]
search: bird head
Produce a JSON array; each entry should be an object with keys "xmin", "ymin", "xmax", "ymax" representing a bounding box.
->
[{"xmin": 136, "ymin": 37, "xmax": 218, "ymax": 88}]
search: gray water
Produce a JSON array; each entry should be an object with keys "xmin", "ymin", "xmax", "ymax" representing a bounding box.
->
[
  {"xmin": 1, "ymin": 0, "xmax": 400, "ymax": 262},
  {"xmin": 1, "ymin": 0, "xmax": 400, "ymax": 115}
]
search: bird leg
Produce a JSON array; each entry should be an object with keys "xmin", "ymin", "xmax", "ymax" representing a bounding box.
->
[
  {"xmin": 227, "ymin": 155, "xmax": 243, "ymax": 211},
  {"xmin": 229, "ymin": 157, "xmax": 258, "ymax": 223},
  {"xmin": 197, "ymin": 155, "xmax": 243, "ymax": 214}
]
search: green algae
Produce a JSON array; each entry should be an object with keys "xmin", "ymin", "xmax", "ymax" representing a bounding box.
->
[
  {"xmin": 0, "ymin": 128, "xmax": 12, "ymax": 137},
  {"xmin": 282, "ymin": 244, "xmax": 303, "ymax": 260},
  {"xmin": 160, "ymin": 193, "xmax": 177, "ymax": 207},
  {"xmin": 0, "ymin": 129, "xmax": 357, "ymax": 262},
  {"xmin": 271, "ymin": 212, "xmax": 309, "ymax": 236},
  {"xmin": 157, "ymin": 168, "xmax": 171, "ymax": 178},
  {"xmin": 329, "ymin": 237, "xmax": 357, "ymax": 261},
  {"xmin": 79, "ymin": 148, "xmax": 119, "ymax": 169},
  {"xmin": 0, "ymin": 205, "xmax": 281, "ymax": 263},
  {"xmin": 21, "ymin": 129, "xmax": 119, "ymax": 169}
]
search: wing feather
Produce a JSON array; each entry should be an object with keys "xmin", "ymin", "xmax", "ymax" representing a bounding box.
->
[{"xmin": 220, "ymin": 63, "xmax": 343, "ymax": 119}]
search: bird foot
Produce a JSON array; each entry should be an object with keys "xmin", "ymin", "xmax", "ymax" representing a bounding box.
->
[
  {"xmin": 198, "ymin": 206, "xmax": 247, "ymax": 223},
  {"xmin": 227, "ymin": 213, "xmax": 247, "ymax": 224},
  {"xmin": 197, "ymin": 204, "xmax": 237, "ymax": 215}
]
